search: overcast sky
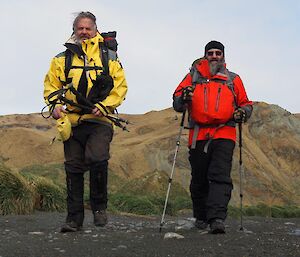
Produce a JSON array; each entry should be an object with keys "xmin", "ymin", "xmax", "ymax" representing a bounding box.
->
[{"xmin": 1, "ymin": 0, "xmax": 299, "ymax": 115}]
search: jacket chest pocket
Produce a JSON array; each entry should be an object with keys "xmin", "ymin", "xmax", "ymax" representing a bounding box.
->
[{"xmin": 191, "ymin": 82, "xmax": 235, "ymax": 124}]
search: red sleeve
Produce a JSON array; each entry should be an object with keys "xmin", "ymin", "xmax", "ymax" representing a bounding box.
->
[
  {"xmin": 173, "ymin": 73, "xmax": 193, "ymax": 97},
  {"xmin": 233, "ymin": 75, "xmax": 253, "ymax": 107}
]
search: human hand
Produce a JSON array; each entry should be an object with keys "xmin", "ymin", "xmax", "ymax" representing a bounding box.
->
[
  {"xmin": 233, "ymin": 108, "xmax": 247, "ymax": 123},
  {"xmin": 52, "ymin": 106, "xmax": 67, "ymax": 120},
  {"xmin": 182, "ymin": 86, "xmax": 194, "ymax": 102},
  {"xmin": 92, "ymin": 107, "xmax": 104, "ymax": 117}
]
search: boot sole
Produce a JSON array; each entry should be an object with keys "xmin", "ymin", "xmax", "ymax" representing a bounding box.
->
[
  {"xmin": 209, "ymin": 228, "xmax": 226, "ymax": 234},
  {"xmin": 60, "ymin": 225, "xmax": 81, "ymax": 233}
]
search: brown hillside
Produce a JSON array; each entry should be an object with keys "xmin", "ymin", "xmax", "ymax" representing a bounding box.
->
[{"xmin": 0, "ymin": 102, "xmax": 299, "ymax": 206}]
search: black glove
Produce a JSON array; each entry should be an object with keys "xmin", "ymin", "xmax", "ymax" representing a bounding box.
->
[
  {"xmin": 233, "ymin": 108, "xmax": 247, "ymax": 123},
  {"xmin": 182, "ymin": 86, "xmax": 194, "ymax": 103}
]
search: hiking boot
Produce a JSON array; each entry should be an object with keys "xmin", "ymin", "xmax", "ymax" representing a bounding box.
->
[
  {"xmin": 195, "ymin": 219, "xmax": 208, "ymax": 230},
  {"xmin": 60, "ymin": 221, "xmax": 81, "ymax": 233},
  {"xmin": 94, "ymin": 210, "xmax": 107, "ymax": 227},
  {"xmin": 209, "ymin": 219, "xmax": 225, "ymax": 234}
]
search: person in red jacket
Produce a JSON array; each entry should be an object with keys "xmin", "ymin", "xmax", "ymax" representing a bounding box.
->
[{"xmin": 173, "ymin": 40, "xmax": 252, "ymax": 234}]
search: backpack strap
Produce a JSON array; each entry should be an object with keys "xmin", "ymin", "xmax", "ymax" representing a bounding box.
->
[
  {"xmin": 99, "ymin": 42, "xmax": 113, "ymax": 76},
  {"xmin": 64, "ymin": 49, "xmax": 73, "ymax": 85},
  {"xmin": 64, "ymin": 31, "xmax": 118, "ymax": 83},
  {"xmin": 225, "ymin": 69, "xmax": 238, "ymax": 108}
]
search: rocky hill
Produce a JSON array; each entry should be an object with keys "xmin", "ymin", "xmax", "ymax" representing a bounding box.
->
[{"xmin": 0, "ymin": 102, "xmax": 299, "ymax": 206}]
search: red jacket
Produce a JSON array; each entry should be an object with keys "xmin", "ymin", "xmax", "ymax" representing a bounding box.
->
[{"xmin": 173, "ymin": 58, "xmax": 252, "ymax": 145}]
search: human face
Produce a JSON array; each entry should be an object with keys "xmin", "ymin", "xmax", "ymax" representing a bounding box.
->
[
  {"xmin": 74, "ymin": 18, "xmax": 97, "ymax": 43},
  {"xmin": 206, "ymin": 48, "xmax": 224, "ymax": 75},
  {"xmin": 206, "ymin": 48, "xmax": 224, "ymax": 64}
]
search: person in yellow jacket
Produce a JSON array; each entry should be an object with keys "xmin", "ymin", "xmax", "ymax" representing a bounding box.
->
[{"xmin": 44, "ymin": 11, "xmax": 127, "ymax": 232}]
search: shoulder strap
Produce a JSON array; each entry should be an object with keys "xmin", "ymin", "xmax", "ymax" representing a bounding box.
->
[
  {"xmin": 64, "ymin": 49, "xmax": 73, "ymax": 85},
  {"xmin": 99, "ymin": 42, "xmax": 109, "ymax": 76},
  {"xmin": 64, "ymin": 32, "xmax": 118, "ymax": 82},
  {"xmin": 225, "ymin": 69, "xmax": 238, "ymax": 108}
]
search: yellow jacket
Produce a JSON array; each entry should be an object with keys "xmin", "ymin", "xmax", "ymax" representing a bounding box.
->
[{"xmin": 44, "ymin": 33, "xmax": 127, "ymax": 127}]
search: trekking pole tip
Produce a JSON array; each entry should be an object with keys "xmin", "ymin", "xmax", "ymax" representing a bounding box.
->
[{"xmin": 158, "ymin": 221, "xmax": 165, "ymax": 233}]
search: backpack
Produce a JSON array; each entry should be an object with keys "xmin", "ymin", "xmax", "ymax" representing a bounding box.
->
[{"xmin": 189, "ymin": 63, "xmax": 238, "ymax": 125}]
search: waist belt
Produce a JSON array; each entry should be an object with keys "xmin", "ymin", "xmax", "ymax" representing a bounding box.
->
[{"xmin": 191, "ymin": 121, "xmax": 235, "ymax": 152}]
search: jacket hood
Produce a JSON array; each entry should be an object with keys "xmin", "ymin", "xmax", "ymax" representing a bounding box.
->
[
  {"xmin": 64, "ymin": 32, "xmax": 104, "ymax": 56},
  {"xmin": 195, "ymin": 58, "xmax": 228, "ymax": 81}
]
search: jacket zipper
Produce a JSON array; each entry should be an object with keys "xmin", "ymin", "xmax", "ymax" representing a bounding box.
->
[
  {"xmin": 204, "ymin": 86, "xmax": 208, "ymax": 112},
  {"xmin": 215, "ymin": 86, "xmax": 221, "ymax": 112}
]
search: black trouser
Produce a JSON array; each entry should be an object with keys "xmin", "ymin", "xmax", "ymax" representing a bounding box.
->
[
  {"xmin": 63, "ymin": 122, "xmax": 113, "ymax": 226},
  {"xmin": 189, "ymin": 139, "xmax": 235, "ymax": 223}
]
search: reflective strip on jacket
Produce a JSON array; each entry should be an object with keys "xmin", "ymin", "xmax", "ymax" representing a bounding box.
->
[{"xmin": 44, "ymin": 33, "xmax": 127, "ymax": 126}]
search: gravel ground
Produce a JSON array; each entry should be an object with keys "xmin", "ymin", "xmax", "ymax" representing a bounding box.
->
[{"xmin": 0, "ymin": 210, "xmax": 299, "ymax": 257}]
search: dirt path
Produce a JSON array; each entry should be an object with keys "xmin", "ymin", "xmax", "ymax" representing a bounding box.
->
[{"xmin": 0, "ymin": 211, "xmax": 299, "ymax": 257}]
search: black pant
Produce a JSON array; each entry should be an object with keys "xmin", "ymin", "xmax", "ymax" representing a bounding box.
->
[
  {"xmin": 63, "ymin": 122, "xmax": 113, "ymax": 225},
  {"xmin": 189, "ymin": 139, "xmax": 235, "ymax": 223},
  {"xmin": 65, "ymin": 161, "xmax": 108, "ymax": 226}
]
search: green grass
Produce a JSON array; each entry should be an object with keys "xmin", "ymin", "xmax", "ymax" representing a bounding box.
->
[
  {"xmin": 1, "ymin": 164, "xmax": 300, "ymax": 218},
  {"xmin": 20, "ymin": 163, "xmax": 65, "ymax": 186},
  {"xmin": 108, "ymin": 193, "xmax": 192, "ymax": 216},
  {"xmin": 0, "ymin": 167, "xmax": 35, "ymax": 215},
  {"xmin": 228, "ymin": 204, "xmax": 300, "ymax": 218},
  {"xmin": 23, "ymin": 174, "xmax": 66, "ymax": 212}
]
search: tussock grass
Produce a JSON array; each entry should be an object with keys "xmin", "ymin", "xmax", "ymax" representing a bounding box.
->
[
  {"xmin": 1, "ymin": 165, "xmax": 299, "ymax": 218},
  {"xmin": 24, "ymin": 174, "xmax": 66, "ymax": 212},
  {"xmin": 0, "ymin": 166, "xmax": 35, "ymax": 215}
]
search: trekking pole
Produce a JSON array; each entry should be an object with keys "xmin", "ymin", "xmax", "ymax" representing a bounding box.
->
[
  {"xmin": 44, "ymin": 83, "xmax": 131, "ymax": 131},
  {"xmin": 238, "ymin": 123, "xmax": 244, "ymax": 231},
  {"xmin": 159, "ymin": 107, "xmax": 187, "ymax": 233}
]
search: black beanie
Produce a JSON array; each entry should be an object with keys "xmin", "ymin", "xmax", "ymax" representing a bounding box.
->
[{"xmin": 205, "ymin": 40, "xmax": 225, "ymax": 55}]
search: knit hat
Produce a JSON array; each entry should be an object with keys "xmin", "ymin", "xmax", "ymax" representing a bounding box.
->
[{"xmin": 205, "ymin": 41, "xmax": 225, "ymax": 55}]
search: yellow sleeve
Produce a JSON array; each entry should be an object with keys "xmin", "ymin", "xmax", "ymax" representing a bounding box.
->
[{"xmin": 43, "ymin": 55, "xmax": 66, "ymax": 105}]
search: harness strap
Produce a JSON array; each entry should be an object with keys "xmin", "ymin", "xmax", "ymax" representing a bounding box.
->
[
  {"xmin": 191, "ymin": 124, "xmax": 199, "ymax": 149},
  {"xmin": 100, "ymin": 42, "xmax": 109, "ymax": 75},
  {"xmin": 64, "ymin": 42, "xmax": 111, "ymax": 85},
  {"xmin": 190, "ymin": 122, "xmax": 234, "ymax": 151},
  {"xmin": 203, "ymin": 124, "xmax": 225, "ymax": 153},
  {"xmin": 69, "ymin": 66, "xmax": 104, "ymax": 71}
]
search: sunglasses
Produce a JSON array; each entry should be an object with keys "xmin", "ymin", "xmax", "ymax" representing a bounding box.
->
[{"xmin": 207, "ymin": 50, "xmax": 223, "ymax": 56}]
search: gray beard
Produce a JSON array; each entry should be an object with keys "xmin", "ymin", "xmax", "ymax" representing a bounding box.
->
[
  {"xmin": 209, "ymin": 59, "xmax": 225, "ymax": 76},
  {"xmin": 74, "ymin": 37, "xmax": 82, "ymax": 45}
]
